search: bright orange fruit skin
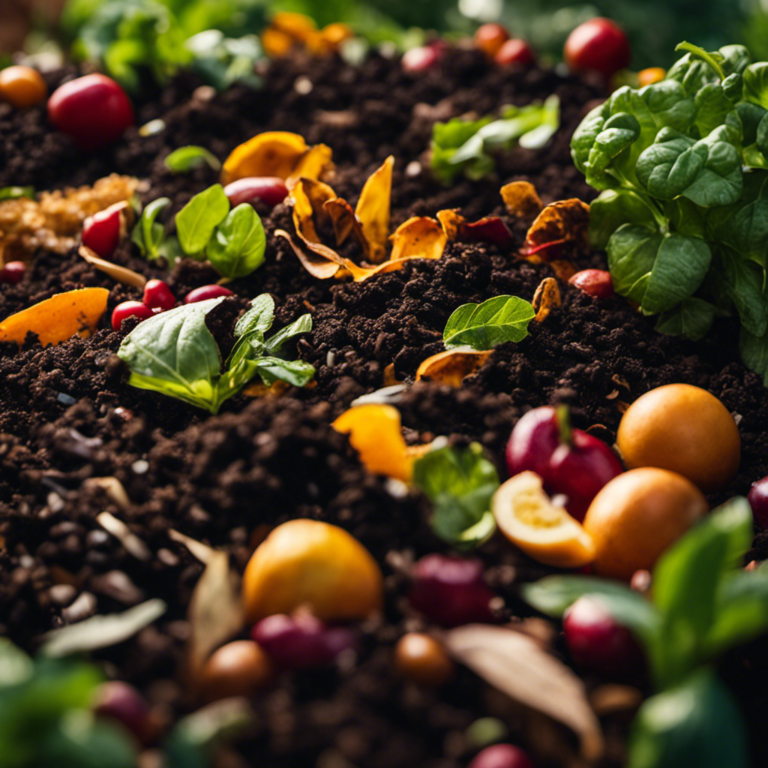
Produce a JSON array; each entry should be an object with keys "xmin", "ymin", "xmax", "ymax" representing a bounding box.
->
[
  {"xmin": 583, "ymin": 467, "xmax": 708, "ymax": 581},
  {"xmin": 617, "ymin": 383, "xmax": 740, "ymax": 492},
  {"xmin": 0, "ymin": 66, "xmax": 47, "ymax": 109}
]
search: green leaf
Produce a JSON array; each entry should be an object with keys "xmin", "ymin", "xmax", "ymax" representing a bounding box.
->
[
  {"xmin": 176, "ymin": 185, "xmax": 230, "ymax": 256},
  {"xmin": 206, "ymin": 203, "xmax": 266, "ymax": 279},
  {"xmin": 655, "ymin": 298, "xmax": 717, "ymax": 341},
  {"xmin": 117, "ymin": 298, "xmax": 225, "ymax": 412},
  {"xmin": 443, "ymin": 295, "xmax": 535, "ymax": 351},
  {"xmin": 131, "ymin": 196, "xmax": 170, "ymax": 261},
  {"xmin": 413, "ymin": 443, "xmax": 499, "ymax": 549},
  {"xmin": 716, "ymin": 248, "xmax": 767, "ymax": 336},
  {"xmin": 35, "ymin": 716, "xmax": 138, "ymax": 768},
  {"xmin": 164, "ymin": 146, "xmax": 222, "ymax": 173},
  {"xmin": 0, "ymin": 639, "xmax": 32, "ymax": 687},
  {"xmin": 628, "ymin": 669, "xmax": 749, "ymax": 768},
  {"xmin": 264, "ymin": 313, "xmax": 313, "ymax": 355},
  {"xmin": 745, "ymin": 62, "xmax": 768, "ymax": 109},
  {"xmin": 0, "ymin": 186, "xmax": 35, "ymax": 201},
  {"xmin": 668, "ymin": 44, "xmax": 750, "ymax": 97},
  {"xmin": 234, "ymin": 294, "xmax": 275, "ymax": 339},
  {"xmin": 740, "ymin": 325, "xmax": 768, "ymax": 383},
  {"xmin": 254, "ymin": 356, "xmax": 315, "ymax": 387},
  {"xmin": 589, "ymin": 189, "xmax": 657, "ymax": 250}
]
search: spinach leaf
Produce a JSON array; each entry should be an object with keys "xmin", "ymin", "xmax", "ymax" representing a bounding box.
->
[
  {"xmin": 589, "ymin": 189, "xmax": 658, "ymax": 250},
  {"xmin": 254, "ymin": 357, "xmax": 315, "ymax": 387},
  {"xmin": 739, "ymin": 325, "xmax": 768, "ymax": 383},
  {"xmin": 164, "ymin": 145, "xmax": 221, "ymax": 173},
  {"xmin": 176, "ymin": 184, "xmax": 230, "ymax": 256},
  {"xmin": 413, "ymin": 443, "xmax": 499, "ymax": 549},
  {"xmin": 131, "ymin": 197, "xmax": 170, "ymax": 261},
  {"xmin": 655, "ymin": 298, "xmax": 717, "ymax": 341},
  {"xmin": 206, "ymin": 203, "xmax": 266, "ymax": 278},
  {"xmin": 716, "ymin": 248, "xmax": 767, "ymax": 336},
  {"xmin": 744, "ymin": 61, "xmax": 768, "ymax": 109},
  {"xmin": 443, "ymin": 295, "xmax": 535, "ymax": 350}
]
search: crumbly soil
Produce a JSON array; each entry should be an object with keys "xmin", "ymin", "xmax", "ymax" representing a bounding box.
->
[{"xmin": 2, "ymin": 48, "xmax": 767, "ymax": 768}]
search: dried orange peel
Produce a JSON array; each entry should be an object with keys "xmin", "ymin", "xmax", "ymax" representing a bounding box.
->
[
  {"xmin": 521, "ymin": 199, "xmax": 590, "ymax": 260},
  {"xmin": 492, "ymin": 471, "xmax": 595, "ymax": 568},
  {"xmin": 0, "ymin": 287, "xmax": 110, "ymax": 347},
  {"xmin": 262, "ymin": 12, "xmax": 353, "ymax": 58},
  {"xmin": 416, "ymin": 348, "xmax": 493, "ymax": 387}
]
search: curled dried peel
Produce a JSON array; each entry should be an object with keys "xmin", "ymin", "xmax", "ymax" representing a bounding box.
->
[
  {"xmin": 532, "ymin": 277, "xmax": 561, "ymax": 323},
  {"xmin": 78, "ymin": 245, "xmax": 147, "ymax": 288},
  {"xmin": 287, "ymin": 144, "xmax": 334, "ymax": 189},
  {"xmin": 437, "ymin": 209, "xmax": 465, "ymax": 241},
  {"xmin": 222, "ymin": 132, "xmax": 310, "ymax": 184},
  {"xmin": 501, "ymin": 181, "xmax": 543, "ymax": 218},
  {"xmin": 355, "ymin": 156, "xmax": 394, "ymax": 263},
  {"xmin": 291, "ymin": 177, "xmax": 336, "ymax": 242},
  {"xmin": 522, "ymin": 199, "xmax": 590, "ymax": 259},
  {"xmin": 0, "ymin": 287, "xmax": 109, "ymax": 347},
  {"xmin": 324, "ymin": 197, "xmax": 367, "ymax": 251},
  {"xmin": 390, "ymin": 216, "xmax": 447, "ymax": 261},
  {"xmin": 416, "ymin": 347, "xmax": 492, "ymax": 387}
]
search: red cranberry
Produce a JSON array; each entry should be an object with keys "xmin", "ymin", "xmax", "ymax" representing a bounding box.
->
[
  {"xmin": 224, "ymin": 177, "xmax": 289, "ymax": 208},
  {"xmin": 251, "ymin": 613, "xmax": 357, "ymax": 669},
  {"xmin": 506, "ymin": 407, "xmax": 561, "ymax": 479},
  {"xmin": 469, "ymin": 744, "xmax": 535, "ymax": 768},
  {"xmin": 112, "ymin": 301, "xmax": 153, "ymax": 331},
  {"xmin": 564, "ymin": 18, "xmax": 631, "ymax": 80},
  {"xmin": 0, "ymin": 260, "xmax": 25, "ymax": 285},
  {"xmin": 568, "ymin": 269, "xmax": 615, "ymax": 299},
  {"xmin": 563, "ymin": 596, "xmax": 644, "ymax": 677},
  {"xmin": 184, "ymin": 285, "xmax": 234, "ymax": 304},
  {"xmin": 402, "ymin": 45, "xmax": 441, "ymax": 73},
  {"xmin": 93, "ymin": 681, "xmax": 151, "ymax": 745},
  {"xmin": 748, "ymin": 476, "xmax": 768, "ymax": 528},
  {"xmin": 82, "ymin": 202, "xmax": 125, "ymax": 258},
  {"xmin": 494, "ymin": 39, "xmax": 536, "ymax": 67},
  {"xmin": 409, "ymin": 554, "xmax": 496, "ymax": 628},
  {"xmin": 142, "ymin": 279, "xmax": 176, "ymax": 312}
]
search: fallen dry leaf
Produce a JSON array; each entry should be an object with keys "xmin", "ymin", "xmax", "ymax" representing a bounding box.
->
[
  {"xmin": 532, "ymin": 277, "xmax": 561, "ymax": 323},
  {"xmin": 222, "ymin": 132, "xmax": 309, "ymax": 184},
  {"xmin": 355, "ymin": 156, "xmax": 394, "ymax": 263},
  {"xmin": 291, "ymin": 177, "xmax": 336, "ymax": 243},
  {"xmin": 436, "ymin": 209, "xmax": 465, "ymax": 241},
  {"xmin": 276, "ymin": 229, "xmax": 348, "ymax": 279},
  {"xmin": 444, "ymin": 624, "xmax": 604, "ymax": 761},
  {"xmin": 0, "ymin": 287, "xmax": 109, "ymax": 347},
  {"xmin": 416, "ymin": 347, "xmax": 493, "ymax": 387},
  {"xmin": 501, "ymin": 181, "xmax": 543, "ymax": 218},
  {"xmin": 324, "ymin": 197, "xmax": 366, "ymax": 251},
  {"xmin": 287, "ymin": 144, "xmax": 334, "ymax": 189},
  {"xmin": 390, "ymin": 216, "xmax": 447, "ymax": 262},
  {"xmin": 461, "ymin": 217, "xmax": 514, "ymax": 249},
  {"xmin": 522, "ymin": 199, "xmax": 590, "ymax": 260},
  {"xmin": 79, "ymin": 245, "xmax": 147, "ymax": 288}
]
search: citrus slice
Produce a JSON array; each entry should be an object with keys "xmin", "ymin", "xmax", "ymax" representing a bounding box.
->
[{"xmin": 492, "ymin": 471, "xmax": 595, "ymax": 568}]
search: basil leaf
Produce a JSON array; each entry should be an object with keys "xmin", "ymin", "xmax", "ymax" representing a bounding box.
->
[
  {"xmin": 131, "ymin": 197, "xmax": 169, "ymax": 261},
  {"xmin": 0, "ymin": 186, "xmax": 35, "ymax": 201},
  {"xmin": 628, "ymin": 670, "xmax": 749, "ymax": 768},
  {"xmin": 206, "ymin": 203, "xmax": 266, "ymax": 278},
  {"xmin": 655, "ymin": 298, "xmax": 717, "ymax": 341},
  {"xmin": 234, "ymin": 294, "xmax": 275, "ymax": 339},
  {"xmin": 589, "ymin": 189, "xmax": 657, "ymax": 250},
  {"xmin": 176, "ymin": 184, "xmax": 230, "ymax": 256},
  {"xmin": 264, "ymin": 313, "xmax": 312, "ymax": 355},
  {"xmin": 117, "ymin": 298, "xmax": 224, "ymax": 412},
  {"xmin": 443, "ymin": 295, "xmax": 535, "ymax": 351},
  {"xmin": 255, "ymin": 356, "xmax": 315, "ymax": 387},
  {"xmin": 413, "ymin": 443, "xmax": 499, "ymax": 549},
  {"xmin": 164, "ymin": 145, "xmax": 222, "ymax": 173}
]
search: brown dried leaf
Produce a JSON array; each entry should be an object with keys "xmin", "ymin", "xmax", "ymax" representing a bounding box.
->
[
  {"xmin": 523, "ymin": 199, "xmax": 590, "ymax": 259},
  {"xmin": 79, "ymin": 246, "xmax": 147, "ymax": 288},
  {"xmin": 437, "ymin": 209, "xmax": 466, "ymax": 241},
  {"xmin": 188, "ymin": 551, "xmax": 244, "ymax": 679},
  {"xmin": 168, "ymin": 529, "xmax": 216, "ymax": 565},
  {"xmin": 383, "ymin": 363, "xmax": 403, "ymax": 386},
  {"xmin": 276, "ymin": 228, "xmax": 346, "ymax": 280},
  {"xmin": 501, "ymin": 181, "xmax": 543, "ymax": 218},
  {"xmin": 416, "ymin": 348, "xmax": 492, "ymax": 387},
  {"xmin": 444, "ymin": 624, "xmax": 604, "ymax": 761},
  {"xmin": 390, "ymin": 216, "xmax": 447, "ymax": 262},
  {"xmin": 532, "ymin": 278, "xmax": 561, "ymax": 323},
  {"xmin": 83, "ymin": 477, "xmax": 132, "ymax": 511},
  {"xmin": 355, "ymin": 156, "xmax": 394, "ymax": 263},
  {"xmin": 324, "ymin": 197, "xmax": 367, "ymax": 252}
]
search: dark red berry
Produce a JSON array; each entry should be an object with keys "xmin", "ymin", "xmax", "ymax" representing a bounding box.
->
[
  {"xmin": 94, "ymin": 681, "xmax": 151, "ymax": 745},
  {"xmin": 224, "ymin": 177, "xmax": 289, "ymax": 208},
  {"xmin": 82, "ymin": 202, "xmax": 125, "ymax": 258},
  {"xmin": 112, "ymin": 301, "xmax": 153, "ymax": 331},
  {"xmin": 494, "ymin": 39, "xmax": 536, "ymax": 67},
  {"xmin": 748, "ymin": 475, "xmax": 768, "ymax": 528},
  {"xmin": 142, "ymin": 279, "xmax": 176, "ymax": 311},
  {"xmin": 184, "ymin": 285, "xmax": 234, "ymax": 304},
  {"xmin": 0, "ymin": 261, "xmax": 26, "ymax": 285},
  {"xmin": 568, "ymin": 269, "xmax": 615, "ymax": 299},
  {"xmin": 469, "ymin": 744, "xmax": 535, "ymax": 768}
]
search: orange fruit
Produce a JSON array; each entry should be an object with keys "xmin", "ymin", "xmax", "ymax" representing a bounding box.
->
[
  {"xmin": 638, "ymin": 67, "xmax": 666, "ymax": 87},
  {"xmin": 333, "ymin": 404, "xmax": 413, "ymax": 482},
  {"xmin": 242, "ymin": 519, "xmax": 383, "ymax": 624},
  {"xmin": 0, "ymin": 66, "xmax": 47, "ymax": 109},
  {"xmin": 492, "ymin": 471, "xmax": 595, "ymax": 568},
  {"xmin": 583, "ymin": 467, "xmax": 708, "ymax": 581},
  {"xmin": 617, "ymin": 384, "xmax": 740, "ymax": 492}
]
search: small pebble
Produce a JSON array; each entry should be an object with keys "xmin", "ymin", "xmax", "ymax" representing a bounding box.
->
[
  {"xmin": 49, "ymin": 584, "xmax": 77, "ymax": 606},
  {"xmin": 132, "ymin": 460, "xmax": 149, "ymax": 474},
  {"xmin": 294, "ymin": 76, "xmax": 313, "ymax": 94},
  {"xmin": 91, "ymin": 570, "xmax": 144, "ymax": 604}
]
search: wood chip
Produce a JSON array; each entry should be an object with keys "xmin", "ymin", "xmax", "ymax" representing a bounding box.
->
[
  {"xmin": 97, "ymin": 511, "xmax": 151, "ymax": 561},
  {"xmin": 79, "ymin": 245, "xmax": 147, "ymax": 288}
]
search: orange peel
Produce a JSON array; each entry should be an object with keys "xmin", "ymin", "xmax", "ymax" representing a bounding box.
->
[
  {"xmin": 532, "ymin": 277, "xmax": 562, "ymax": 323},
  {"xmin": 0, "ymin": 287, "xmax": 109, "ymax": 347},
  {"xmin": 522, "ymin": 199, "xmax": 590, "ymax": 260},
  {"xmin": 416, "ymin": 348, "xmax": 492, "ymax": 387},
  {"xmin": 390, "ymin": 216, "xmax": 448, "ymax": 262},
  {"xmin": 355, "ymin": 156, "xmax": 394, "ymax": 263},
  {"xmin": 501, "ymin": 181, "xmax": 543, "ymax": 218}
]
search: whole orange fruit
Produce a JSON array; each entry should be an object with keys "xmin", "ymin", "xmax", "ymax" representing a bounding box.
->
[
  {"xmin": 0, "ymin": 66, "xmax": 47, "ymax": 109},
  {"xmin": 242, "ymin": 519, "xmax": 383, "ymax": 624},
  {"xmin": 583, "ymin": 468, "xmax": 707, "ymax": 580},
  {"xmin": 616, "ymin": 383, "xmax": 740, "ymax": 492}
]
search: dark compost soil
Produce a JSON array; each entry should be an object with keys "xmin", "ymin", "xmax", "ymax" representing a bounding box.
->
[{"xmin": 2, "ymin": 48, "xmax": 768, "ymax": 768}]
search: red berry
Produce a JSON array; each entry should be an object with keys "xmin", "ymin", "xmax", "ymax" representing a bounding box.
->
[
  {"xmin": 0, "ymin": 261, "xmax": 26, "ymax": 285},
  {"xmin": 184, "ymin": 285, "xmax": 234, "ymax": 304},
  {"xmin": 563, "ymin": 596, "xmax": 643, "ymax": 677},
  {"xmin": 409, "ymin": 554, "xmax": 496, "ymax": 628},
  {"xmin": 474, "ymin": 23, "xmax": 510, "ymax": 58},
  {"xmin": 48, "ymin": 74, "xmax": 134, "ymax": 150},
  {"xmin": 402, "ymin": 45, "xmax": 441, "ymax": 73},
  {"xmin": 142, "ymin": 279, "xmax": 176, "ymax": 312},
  {"xmin": 469, "ymin": 744, "xmax": 535, "ymax": 768},
  {"xmin": 506, "ymin": 407, "xmax": 561, "ymax": 479},
  {"xmin": 564, "ymin": 18, "xmax": 631, "ymax": 80},
  {"xmin": 569, "ymin": 269, "xmax": 614, "ymax": 299},
  {"xmin": 251, "ymin": 613, "xmax": 357, "ymax": 670},
  {"xmin": 748, "ymin": 476, "xmax": 768, "ymax": 528},
  {"xmin": 82, "ymin": 202, "xmax": 125, "ymax": 259},
  {"xmin": 93, "ymin": 681, "xmax": 151, "ymax": 746},
  {"xmin": 494, "ymin": 39, "xmax": 536, "ymax": 67},
  {"xmin": 224, "ymin": 177, "xmax": 289, "ymax": 208},
  {"xmin": 112, "ymin": 301, "xmax": 153, "ymax": 331}
]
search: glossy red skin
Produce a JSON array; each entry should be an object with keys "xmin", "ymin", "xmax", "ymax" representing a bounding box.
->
[
  {"xmin": 494, "ymin": 39, "xmax": 536, "ymax": 67},
  {"xmin": 94, "ymin": 681, "xmax": 151, "ymax": 745},
  {"xmin": 112, "ymin": 301, "xmax": 153, "ymax": 331},
  {"xmin": 184, "ymin": 285, "xmax": 234, "ymax": 304},
  {"xmin": 469, "ymin": 744, "xmax": 535, "ymax": 768},
  {"xmin": 409, "ymin": 554, "xmax": 496, "ymax": 628},
  {"xmin": 506, "ymin": 406, "xmax": 561, "ymax": 479},
  {"xmin": 569, "ymin": 269, "xmax": 615, "ymax": 299},
  {"xmin": 563, "ymin": 596, "xmax": 644, "ymax": 677},
  {"xmin": 474, "ymin": 24, "xmax": 510, "ymax": 56},
  {"xmin": 224, "ymin": 177, "xmax": 289, "ymax": 208},
  {"xmin": 564, "ymin": 18, "xmax": 631, "ymax": 79},
  {"xmin": 460, "ymin": 217, "xmax": 514, "ymax": 249},
  {"xmin": 251, "ymin": 613, "xmax": 356, "ymax": 669},
  {"xmin": 402, "ymin": 45, "xmax": 442, "ymax": 73},
  {"xmin": 82, "ymin": 202, "xmax": 125, "ymax": 258},
  {"xmin": 0, "ymin": 261, "xmax": 25, "ymax": 284},
  {"xmin": 748, "ymin": 476, "xmax": 768, "ymax": 528},
  {"xmin": 142, "ymin": 279, "xmax": 176, "ymax": 312},
  {"xmin": 48, "ymin": 74, "xmax": 134, "ymax": 150}
]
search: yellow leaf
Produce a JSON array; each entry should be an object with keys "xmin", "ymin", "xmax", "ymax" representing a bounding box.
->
[
  {"xmin": 261, "ymin": 28, "xmax": 295, "ymax": 58},
  {"xmin": 532, "ymin": 277, "xmax": 562, "ymax": 323},
  {"xmin": 290, "ymin": 177, "xmax": 336, "ymax": 244},
  {"xmin": 287, "ymin": 144, "xmax": 334, "ymax": 188},
  {"xmin": 523, "ymin": 199, "xmax": 590, "ymax": 259},
  {"xmin": 0, "ymin": 287, "xmax": 109, "ymax": 347},
  {"xmin": 500, "ymin": 181, "xmax": 543, "ymax": 218},
  {"xmin": 436, "ymin": 209, "xmax": 466, "ymax": 241},
  {"xmin": 275, "ymin": 229, "xmax": 346, "ymax": 280},
  {"xmin": 355, "ymin": 156, "xmax": 394, "ymax": 263},
  {"xmin": 324, "ymin": 197, "xmax": 367, "ymax": 251},
  {"xmin": 416, "ymin": 348, "xmax": 492, "ymax": 387},
  {"xmin": 221, "ymin": 132, "xmax": 308, "ymax": 185},
  {"xmin": 390, "ymin": 216, "xmax": 447, "ymax": 261}
]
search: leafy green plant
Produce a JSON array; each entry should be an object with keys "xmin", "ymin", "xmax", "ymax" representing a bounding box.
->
[
  {"xmin": 431, "ymin": 96, "xmax": 560, "ymax": 183},
  {"xmin": 443, "ymin": 295, "xmax": 535, "ymax": 350},
  {"xmin": 117, "ymin": 293, "xmax": 314, "ymax": 412},
  {"xmin": 164, "ymin": 145, "xmax": 222, "ymax": 173},
  {"xmin": 0, "ymin": 186, "xmax": 35, "ymax": 201},
  {"xmin": 525, "ymin": 497, "xmax": 765, "ymax": 768},
  {"xmin": 413, "ymin": 442, "xmax": 500, "ymax": 548},
  {"xmin": 574, "ymin": 41, "xmax": 768, "ymax": 379}
]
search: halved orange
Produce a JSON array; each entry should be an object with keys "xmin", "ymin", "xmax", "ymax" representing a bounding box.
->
[{"xmin": 492, "ymin": 471, "xmax": 595, "ymax": 568}]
